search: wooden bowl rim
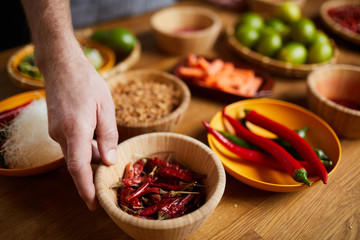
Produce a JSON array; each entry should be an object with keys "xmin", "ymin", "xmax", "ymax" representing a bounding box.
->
[
  {"xmin": 307, "ymin": 64, "xmax": 360, "ymax": 116},
  {"xmin": 226, "ymin": 25, "xmax": 339, "ymax": 77},
  {"xmin": 150, "ymin": 6, "xmax": 222, "ymax": 38},
  {"xmin": 95, "ymin": 132, "xmax": 226, "ymax": 229},
  {"xmin": 320, "ymin": 0, "xmax": 360, "ymax": 45},
  {"xmin": 106, "ymin": 69, "xmax": 191, "ymax": 128}
]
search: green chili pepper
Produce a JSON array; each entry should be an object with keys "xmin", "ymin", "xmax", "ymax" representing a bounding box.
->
[{"xmin": 219, "ymin": 130, "xmax": 254, "ymax": 149}]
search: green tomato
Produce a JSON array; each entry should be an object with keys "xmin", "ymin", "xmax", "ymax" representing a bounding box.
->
[
  {"xmin": 235, "ymin": 25, "xmax": 260, "ymax": 48},
  {"xmin": 237, "ymin": 12, "xmax": 264, "ymax": 30},
  {"xmin": 311, "ymin": 30, "xmax": 330, "ymax": 45},
  {"xmin": 307, "ymin": 43, "xmax": 333, "ymax": 63},
  {"xmin": 255, "ymin": 33, "xmax": 282, "ymax": 57},
  {"xmin": 275, "ymin": 1, "xmax": 302, "ymax": 24},
  {"xmin": 277, "ymin": 42, "xmax": 307, "ymax": 64},
  {"xmin": 265, "ymin": 18, "xmax": 290, "ymax": 38},
  {"xmin": 290, "ymin": 18, "xmax": 316, "ymax": 46}
]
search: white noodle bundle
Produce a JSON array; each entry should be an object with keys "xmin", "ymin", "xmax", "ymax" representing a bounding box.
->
[{"xmin": 1, "ymin": 99, "xmax": 63, "ymax": 169}]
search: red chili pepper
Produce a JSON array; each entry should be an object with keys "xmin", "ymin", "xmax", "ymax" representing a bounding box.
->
[
  {"xmin": 125, "ymin": 167, "xmax": 157, "ymax": 202},
  {"xmin": 167, "ymin": 194, "xmax": 196, "ymax": 219},
  {"xmin": 202, "ymin": 121, "xmax": 318, "ymax": 175},
  {"xmin": 0, "ymin": 100, "xmax": 33, "ymax": 123},
  {"xmin": 123, "ymin": 162, "xmax": 135, "ymax": 179},
  {"xmin": 157, "ymin": 167, "xmax": 194, "ymax": 183},
  {"xmin": 244, "ymin": 110, "xmax": 328, "ymax": 184},
  {"xmin": 121, "ymin": 177, "xmax": 145, "ymax": 187},
  {"xmin": 150, "ymin": 182, "xmax": 189, "ymax": 191},
  {"xmin": 158, "ymin": 197, "xmax": 182, "ymax": 219},
  {"xmin": 133, "ymin": 158, "xmax": 146, "ymax": 177},
  {"xmin": 139, "ymin": 197, "xmax": 176, "ymax": 216},
  {"xmin": 222, "ymin": 108, "xmax": 311, "ymax": 186}
]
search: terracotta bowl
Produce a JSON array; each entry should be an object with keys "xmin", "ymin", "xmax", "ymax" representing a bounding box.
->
[
  {"xmin": 95, "ymin": 132, "xmax": 226, "ymax": 240},
  {"xmin": 150, "ymin": 6, "xmax": 222, "ymax": 55},
  {"xmin": 248, "ymin": 0, "xmax": 307, "ymax": 18},
  {"xmin": 307, "ymin": 64, "xmax": 360, "ymax": 138},
  {"xmin": 320, "ymin": 0, "xmax": 360, "ymax": 45},
  {"xmin": 7, "ymin": 39, "xmax": 116, "ymax": 90},
  {"xmin": 226, "ymin": 26, "xmax": 339, "ymax": 78},
  {"xmin": 106, "ymin": 69, "xmax": 191, "ymax": 142}
]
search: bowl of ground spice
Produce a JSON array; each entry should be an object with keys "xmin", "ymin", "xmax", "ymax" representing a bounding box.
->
[{"xmin": 106, "ymin": 69, "xmax": 191, "ymax": 142}]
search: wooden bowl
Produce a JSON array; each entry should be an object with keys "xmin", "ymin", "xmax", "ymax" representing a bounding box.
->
[
  {"xmin": 320, "ymin": 0, "xmax": 360, "ymax": 45},
  {"xmin": 7, "ymin": 38, "xmax": 140, "ymax": 90},
  {"xmin": 94, "ymin": 132, "xmax": 226, "ymax": 240},
  {"xmin": 106, "ymin": 69, "xmax": 191, "ymax": 142},
  {"xmin": 150, "ymin": 6, "xmax": 222, "ymax": 55},
  {"xmin": 248, "ymin": 0, "xmax": 307, "ymax": 18},
  {"xmin": 307, "ymin": 64, "xmax": 360, "ymax": 138},
  {"xmin": 0, "ymin": 90, "xmax": 65, "ymax": 176},
  {"xmin": 226, "ymin": 26, "xmax": 339, "ymax": 78}
]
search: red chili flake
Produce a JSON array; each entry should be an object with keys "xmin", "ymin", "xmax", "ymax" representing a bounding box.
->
[{"xmin": 328, "ymin": 4, "xmax": 360, "ymax": 33}]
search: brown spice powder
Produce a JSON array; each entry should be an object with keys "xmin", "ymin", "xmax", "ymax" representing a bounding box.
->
[{"xmin": 112, "ymin": 78, "xmax": 181, "ymax": 125}]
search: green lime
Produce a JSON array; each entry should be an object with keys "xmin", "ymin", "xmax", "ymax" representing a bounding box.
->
[
  {"xmin": 235, "ymin": 25, "xmax": 260, "ymax": 48},
  {"xmin": 255, "ymin": 33, "xmax": 282, "ymax": 57},
  {"xmin": 275, "ymin": 1, "xmax": 301, "ymax": 24},
  {"xmin": 259, "ymin": 26, "xmax": 278, "ymax": 37},
  {"xmin": 311, "ymin": 30, "xmax": 330, "ymax": 45},
  {"xmin": 265, "ymin": 18, "xmax": 290, "ymax": 38},
  {"xmin": 290, "ymin": 18, "xmax": 316, "ymax": 45},
  {"xmin": 104, "ymin": 28, "xmax": 137, "ymax": 54},
  {"xmin": 90, "ymin": 29, "xmax": 108, "ymax": 43},
  {"xmin": 238, "ymin": 12, "xmax": 264, "ymax": 30},
  {"xmin": 277, "ymin": 42, "xmax": 307, "ymax": 64},
  {"xmin": 307, "ymin": 43, "xmax": 333, "ymax": 63}
]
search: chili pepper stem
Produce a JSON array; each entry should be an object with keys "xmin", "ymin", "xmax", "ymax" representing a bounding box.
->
[{"xmin": 293, "ymin": 169, "xmax": 312, "ymax": 186}]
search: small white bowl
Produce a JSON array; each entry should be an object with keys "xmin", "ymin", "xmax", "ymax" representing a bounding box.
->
[
  {"xmin": 95, "ymin": 132, "xmax": 226, "ymax": 240},
  {"xmin": 307, "ymin": 64, "xmax": 360, "ymax": 138},
  {"xmin": 151, "ymin": 6, "xmax": 222, "ymax": 55}
]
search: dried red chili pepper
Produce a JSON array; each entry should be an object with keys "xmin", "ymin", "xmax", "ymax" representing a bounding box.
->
[
  {"xmin": 139, "ymin": 198, "xmax": 176, "ymax": 216},
  {"xmin": 222, "ymin": 108, "xmax": 311, "ymax": 186},
  {"xmin": 133, "ymin": 158, "xmax": 146, "ymax": 177},
  {"xmin": 166, "ymin": 194, "xmax": 196, "ymax": 219},
  {"xmin": 244, "ymin": 110, "xmax": 328, "ymax": 184},
  {"xmin": 125, "ymin": 167, "xmax": 157, "ymax": 203},
  {"xmin": 157, "ymin": 167, "xmax": 195, "ymax": 183},
  {"xmin": 158, "ymin": 197, "xmax": 182, "ymax": 219},
  {"xmin": 0, "ymin": 100, "xmax": 33, "ymax": 124}
]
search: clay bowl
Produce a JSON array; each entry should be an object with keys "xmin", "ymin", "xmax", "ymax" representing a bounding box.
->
[
  {"xmin": 150, "ymin": 6, "xmax": 222, "ymax": 55},
  {"xmin": 95, "ymin": 132, "xmax": 226, "ymax": 240},
  {"xmin": 320, "ymin": 0, "xmax": 360, "ymax": 45},
  {"xmin": 106, "ymin": 69, "xmax": 191, "ymax": 142},
  {"xmin": 307, "ymin": 64, "xmax": 360, "ymax": 138}
]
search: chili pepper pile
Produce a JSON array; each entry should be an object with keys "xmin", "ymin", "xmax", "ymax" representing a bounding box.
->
[
  {"xmin": 328, "ymin": 4, "xmax": 360, "ymax": 34},
  {"xmin": 112, "ymin": 156, "xmax": 207, "ymax": 220},
  {"xmin": 202, "ymin": 108, "xmax": 332, "ymax": 186}
]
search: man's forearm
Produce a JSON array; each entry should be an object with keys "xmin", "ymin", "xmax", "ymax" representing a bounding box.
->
[{"xmin": 21, "ymin": 0, "xmax": 83, "ymax": 78}]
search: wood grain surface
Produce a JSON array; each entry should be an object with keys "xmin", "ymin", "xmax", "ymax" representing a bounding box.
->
[{"xmin": 0, "ymin": 1, "xmax": 359, "ymax": 239}]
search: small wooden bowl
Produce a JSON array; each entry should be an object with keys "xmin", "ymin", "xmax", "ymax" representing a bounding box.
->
[
  {"xmin": 106, "ymin": 69, "xmax": 191, "ymax": 142},
  {"xmin": 150, "ymin": 6, "xmax": 222, "ymax": 55},
  {"xmin": 307, "ymin": 64, "xmax": 360, "ymax": 138},
  {"xmin": 226, "ymin": 26, "xmax": 339, "ymax": 78},
  {"xmin": 94, "ymin": 132, "xmax": 226, "ymax": 240},
  {"xmin": 320, "ymin": 0, "xmax": 360, "ymax": 45},
  {"xmin": 248, "ymin": 0, "xmax": 307, "ymax": 18}
]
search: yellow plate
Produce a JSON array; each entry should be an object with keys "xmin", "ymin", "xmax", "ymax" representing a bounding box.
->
[
  {"xmin": 208, "ymin": 98, "xmax": 341, "ymax": 192},
  {"xmin": 0, "ymin": 90, "xmax": 65, "ymax": 176}
]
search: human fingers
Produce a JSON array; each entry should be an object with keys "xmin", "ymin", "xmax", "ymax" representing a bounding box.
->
[
  {"xmin": 95, "ymin": 95, "xmax": 118, "ymax": 166},
  {"xmin": 66, "ymin": 127, "xmax": 99, "ymax": 211}
]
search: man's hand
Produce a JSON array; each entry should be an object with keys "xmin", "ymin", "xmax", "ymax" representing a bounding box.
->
[{"xmin": 21, "ymin": 0, "xmax": 118, "ymax": 210}]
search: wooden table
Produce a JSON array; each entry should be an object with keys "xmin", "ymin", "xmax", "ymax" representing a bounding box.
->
[{"xmin": 1, "ymin": 1, "xmax": 359, "ymax": 239}]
